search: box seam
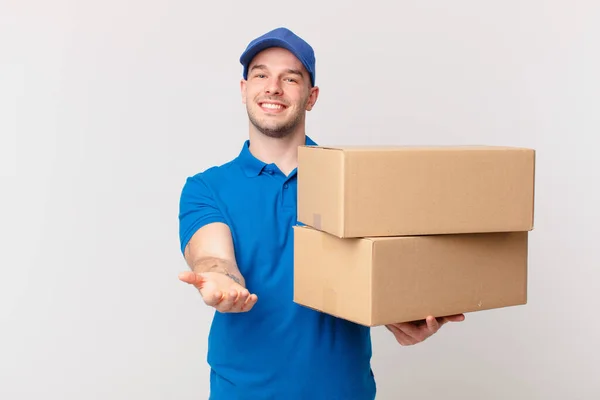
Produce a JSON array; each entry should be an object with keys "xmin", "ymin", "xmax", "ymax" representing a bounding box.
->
[
  {"xmin": 370, "ymin": 239, "xmax": 375, "ymax": 326},
  {"xmin": 341, "ymin": 150, "xmax": 346, "ymax": 237}
]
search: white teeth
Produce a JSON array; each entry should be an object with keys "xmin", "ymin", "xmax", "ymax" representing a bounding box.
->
[{"xmin": 262, "ymin": 103, "xmax": 283, "ymax": 109}]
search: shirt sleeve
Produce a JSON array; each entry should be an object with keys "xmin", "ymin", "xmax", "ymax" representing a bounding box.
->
[{"xmin": 178, "ymin": 174, "xmax": 228, "ymax": 255}]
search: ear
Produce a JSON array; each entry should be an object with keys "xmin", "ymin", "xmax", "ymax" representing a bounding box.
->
[
  {"xmin": 305, "ymin": 86, "xmax": 320, "ymax": 111},
  {"xmin": 240, "ymin": 79, "xmax": 247, "ymax": 104}
]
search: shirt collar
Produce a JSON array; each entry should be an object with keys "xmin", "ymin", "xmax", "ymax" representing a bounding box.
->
[{"xmin": 237, "ymin": 135, "xmax": 318, "ymax": 177}]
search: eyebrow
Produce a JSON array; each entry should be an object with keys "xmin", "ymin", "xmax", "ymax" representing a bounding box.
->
[
  {"xmin": 285, "ymin": 68, "xmax": 304, "ymax": 78},
  {"xmin": 250, "ymin": 64, "xmax": 268, "ymax": 72},
  {"xmin": 249, "ymin": 64, "xmax": 304, "ymax": 79}
]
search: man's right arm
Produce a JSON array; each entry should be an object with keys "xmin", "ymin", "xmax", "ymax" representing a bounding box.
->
[
  {"xmin": 183, "ymin": 221, "xmax": 245, "ymax": 287},
  {"xmin": 177, "ymin": 174, "xmax": 257, "ymax": 312}
]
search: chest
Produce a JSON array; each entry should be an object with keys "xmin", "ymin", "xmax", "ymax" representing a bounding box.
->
[{"xmin": 216, "ymin": 175, "xmax": 299, "ymax": 274}]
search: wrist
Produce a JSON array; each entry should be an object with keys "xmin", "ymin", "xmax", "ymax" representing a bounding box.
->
[
  {"xmin": 211, "ymin": 266, "xmax": 244, "ymax": 286},
  {"xmin": 191, "ymin": 256, "xmax": 245, "ymax": 286},
  {"xmin": 225, "ymin": 271, "xmax": 244, "ymax": 286}
]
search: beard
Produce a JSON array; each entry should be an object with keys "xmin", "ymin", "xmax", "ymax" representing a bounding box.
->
[{"xmin": 246, "ymin": 103, "xmax": 305, "ymax": 139}]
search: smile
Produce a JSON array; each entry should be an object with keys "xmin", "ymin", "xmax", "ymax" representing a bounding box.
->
[{"xmin": 259, "ymin": 102, "xmax": 287, "ymax": 113}]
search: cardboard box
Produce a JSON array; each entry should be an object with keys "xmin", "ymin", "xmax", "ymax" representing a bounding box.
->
[
  {"xmin": 293, "ymin": 225, "xmax": 528, "ymax": 326},
  {"xmin": 297, "ymin": 145, "xmax": 535, "ymax": 238}
]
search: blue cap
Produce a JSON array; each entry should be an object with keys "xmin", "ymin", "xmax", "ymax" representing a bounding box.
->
[{"xmin": 240, "ymin": 27, "xmax": 316, "ymax": 86}]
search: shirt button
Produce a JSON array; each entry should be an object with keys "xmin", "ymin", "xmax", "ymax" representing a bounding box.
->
[
  {"xmin": 267, "ymin": 169, "xmax": 273, "ymax": 174},
  {"xmin": 283, "ymin": 183, "xmax": 289, "ymax": 189}
]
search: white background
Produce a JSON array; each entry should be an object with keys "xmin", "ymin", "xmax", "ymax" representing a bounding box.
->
[{"xmin": 1, "ymin": 1, "xmax": 599, "ymax": 399}]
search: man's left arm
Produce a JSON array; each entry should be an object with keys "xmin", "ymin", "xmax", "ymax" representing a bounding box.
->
[{"xmin": 385, "ymin": 314, "xmax": 465, "ymax": 346}]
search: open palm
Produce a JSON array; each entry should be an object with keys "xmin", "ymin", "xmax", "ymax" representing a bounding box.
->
[{"xmin": 178, "ymin": 270, "xmax": 258, "ymax": 313}]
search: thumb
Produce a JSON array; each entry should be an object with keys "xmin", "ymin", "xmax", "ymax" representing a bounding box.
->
[
  {"xmin": 179, "ymin": 271, "xmax": 223, "ymax": 306},
  {"xmin": 178, "ymin": 271, "xmax": 205, "ymax": 288}
]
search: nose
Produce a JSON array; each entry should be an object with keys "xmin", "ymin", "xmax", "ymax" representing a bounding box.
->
[{"xmin": 264, "ymin": 78, "xmax": 282, "ymax": 95}]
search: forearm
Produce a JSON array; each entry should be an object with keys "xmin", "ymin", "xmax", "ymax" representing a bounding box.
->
[
  {"xmin": 182, "ymin": 223, "xmax": 244, "ymax": 286},
  {"xmin": 189, "ymin": 255, "xmax": 245, "ymax": 286}
]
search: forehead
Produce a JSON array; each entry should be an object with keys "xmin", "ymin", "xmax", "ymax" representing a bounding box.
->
[{"xmin": 249, "ymin": 47, "xmax": 305, "ymax": 71}]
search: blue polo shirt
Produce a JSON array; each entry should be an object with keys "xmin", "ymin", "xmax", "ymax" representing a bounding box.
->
[{"xmin": 178, "ymin": 136, "xmax": 376, "ymax": 400}]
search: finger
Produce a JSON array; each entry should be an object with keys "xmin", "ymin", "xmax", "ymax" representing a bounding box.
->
[
  {"xmin": 188, "ymin": 276, "xmax": 222, "ymax": 307},
  {"xmin": 436, "ymin": 314, "xmax": 465, "ymax": 326},
  {"xmin": 202, "ymin": 289, "xmax": 224, "ymax": 307},
  {"xmin": 393, "ymin": 322, "xmax": 429, "ymax": 342},
  {"xmin": 387, "ymin": 324, "xmax": 417, "ymax": 345},
  {"xmin": 229, "ymin": 289, "xmax": 250, "ymax": 312},
  {"xmin": 221, "ymin": 287, "xmax": 247, "ymax": 312},
  {"xmin": 407, "ymin": 317, "xmax": 438, "ymax": 340},
  {"xmin": 444, "ymin": 314, "xmax": 466, "ymax": 322},
  {"xmin": 215, "ymin": 290, "xmax": 237, "ymax": 312},
  {"xmin": 241, "ymin": 293, "xmax": 258, "ymax": 311},
  {"xmin": 425, "ymin": 315, "xmax": 441, "ymax": 334}
]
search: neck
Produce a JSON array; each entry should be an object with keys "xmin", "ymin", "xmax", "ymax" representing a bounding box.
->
[{"xmin": 248, "ymin": 128, "xmax": 306, "ymax": 176}]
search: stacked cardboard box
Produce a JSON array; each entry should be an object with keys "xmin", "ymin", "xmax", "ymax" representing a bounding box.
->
[{"xmin": 293, "ymin": 145, "xmax": 535, "ymax": 326}]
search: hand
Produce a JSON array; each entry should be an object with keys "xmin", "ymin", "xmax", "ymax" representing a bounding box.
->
[
  {"xmin": 385, "ymin": 314, "xmax": 465, "ymax": 346},
  {"xmin": 178, "ymin": 270, "xmax": 258, "ymax": 313}
]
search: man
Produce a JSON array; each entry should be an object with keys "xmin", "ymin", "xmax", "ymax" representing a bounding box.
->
[{"xmin": 178, "ymin": 27, "xmax": 465, "ymax": 400}]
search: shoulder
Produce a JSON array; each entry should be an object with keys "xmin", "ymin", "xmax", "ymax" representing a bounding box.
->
[
  {"xmin": 178, "ymin": 160, "xmax": 239, "ymax": 253},
  {"xmin": 182, "ymin": 158, "xmax": 239, "ymax": 193}
]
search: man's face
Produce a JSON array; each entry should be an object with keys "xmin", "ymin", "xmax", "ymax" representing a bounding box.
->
[{"xmin": 241, "ymin": 47, "xmax": 319, "ymax": 138}]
